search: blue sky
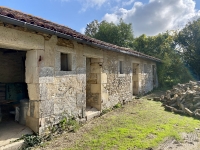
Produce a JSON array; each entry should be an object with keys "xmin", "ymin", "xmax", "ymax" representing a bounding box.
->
[{"xmin": 1, "ymin": 0, "xmax": 200, "ymax": 37}]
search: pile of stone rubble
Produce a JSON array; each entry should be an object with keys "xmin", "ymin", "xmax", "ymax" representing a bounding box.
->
[{"xmin": 160, "ymin": 81, "xmax": 200, "ymax": 118}]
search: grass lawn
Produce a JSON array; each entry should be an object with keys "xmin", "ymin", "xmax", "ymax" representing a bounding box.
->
[{"xmin": 67, "ymin": 99, "xmax": 200, "ymax": 150}]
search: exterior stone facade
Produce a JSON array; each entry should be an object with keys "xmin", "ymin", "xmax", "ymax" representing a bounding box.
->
[{"xmin": 0, "ymin": 15, "xmax": 159, "ymax": 134}]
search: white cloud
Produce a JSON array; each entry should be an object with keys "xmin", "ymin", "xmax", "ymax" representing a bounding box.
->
[
  {"xmin": 102, "ymin": 0, "xmax": 200, "ymax": 37},
  {"xmin": 80, "ymin": 27, "xmax": 86, "ymax": 34},
  {"xmin": 79, "ymin": 0, "xmax": 108, "ymax": 12},
  {"xmin": 122, "ymin": 0, "xmax": 135, "ymax": 6},
  {"xmin": 103, "ymin": 13, "xmax": 119, "ymax": 23}
]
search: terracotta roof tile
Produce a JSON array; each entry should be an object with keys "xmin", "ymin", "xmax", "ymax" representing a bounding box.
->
[{"xmin": 0, "ymin": 6, "xmax": 161, "ymax": 62}]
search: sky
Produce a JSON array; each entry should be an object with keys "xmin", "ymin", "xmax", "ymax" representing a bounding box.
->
[{"xmin": 1, "ymin": 0, "xmax": 200, "ymax": 37}]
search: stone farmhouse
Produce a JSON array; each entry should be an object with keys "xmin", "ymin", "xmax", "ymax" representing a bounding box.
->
[{"xmin": 0, "ymin": 7, "xmax": 161, "ymax": 134}]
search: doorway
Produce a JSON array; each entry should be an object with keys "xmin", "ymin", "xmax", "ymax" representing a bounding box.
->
[
  {"xmin": 152, "ymin": 65, "xmax": 157, "ymax": 87},
  {"xmin": 86, "ymin": 58, "xmax": 102, "ymax": 120},
  {"xmin": 0, "ymin": 48, "xmax": 32, "ymax": 147},
  {"xmin": 132, "ymin": 63, "xmax": 139, "ymax": 95}
]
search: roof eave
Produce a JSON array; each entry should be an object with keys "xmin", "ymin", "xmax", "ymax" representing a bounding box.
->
[{"xmin": 0, "ymin": 14, "xmax": 161, "ymax": 62}]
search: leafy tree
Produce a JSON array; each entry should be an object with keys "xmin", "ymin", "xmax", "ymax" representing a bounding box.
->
[
  {"xmin": 177, "ymin": 19, "xmax": 200, "ymax": 79},
  {"xmin": 85, "ymin": 19, "xmax": 134, "ymax": 48},
  {"xmin": 134, "ymin": 32, "xmax": 193, "ymax": 87},
  {"xmin": 85, "ymin": 20, "xmax": 99, "ymax": 37},
  {"xmin": 85, "ymin": 19, "xmax": 194, "ymax": 88}
]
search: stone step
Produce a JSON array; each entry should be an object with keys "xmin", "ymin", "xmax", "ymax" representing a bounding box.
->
[
  {"xmin": 85, "ymin": 107, "xmax": 100, "ymax": 121},
  {"xmin": 0, "ymin": 140, "xmax": 24, "ymax": 150},
  {"xmin": 86, "ymin": 111, "xmax": 100, "ymax": 121}
]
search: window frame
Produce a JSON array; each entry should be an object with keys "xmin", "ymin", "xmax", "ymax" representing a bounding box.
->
[
  {"xmin": 118, "ymin": 60, "xmax": 125, "ymax": 77},
  {"xmin": 60, "ymin": 52, "xmax": 72, "ymax": 71},
  {"xmin": 119, "ymin": 61, "xmax": 123, "ymax": 74},
  {"xmin": 143, "ymin": 63, "xmax": 148, "ymax": 74}
]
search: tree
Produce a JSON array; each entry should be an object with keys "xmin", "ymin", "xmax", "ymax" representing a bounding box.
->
[
  {"xmin": 85, "ymin": 19, "xmax": 134, "ymax": 48},
  {"xmin": 177, "ymin": 19, "xmax": 200, "ymax": 79},
  {"xmin": 85, "ymin": 19, "xmax": 193, "ymax": 88},
  {"xmin": 85, "ymin": 20, "xmax": 99, "ymax": 37},
  {"xmin": 134, "ymin": 32, "xmax": 193, "ymax": 87}
]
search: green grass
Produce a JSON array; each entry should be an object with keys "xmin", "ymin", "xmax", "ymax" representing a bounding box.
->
[{"xmin": 67, "ymin": 99, "xmax": 200, "ymax": 150}]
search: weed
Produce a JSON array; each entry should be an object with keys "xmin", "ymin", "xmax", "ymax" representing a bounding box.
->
[
  {"xmin": 22, "ymin": 117, "xmax": 81, "ymax": 149},
  {"xmin": 100, "ymin": 108, "xmax": 111, "ymax": 116},
  {"xmin": 21, "ymin": 134, "xmax": 42, "ymax": 150},
  {"xmin": 101, "ymin": 103, "xmax": 122, "ymax": 116},
  {"xmin": 113, "ymin": 103, "xmax": 122, "ymax": 109},
  {"xmin": 59, "ymin": 117, "xmax": 67, "ymax": 130},
  {"xmin": 66, "ymin": 117, "xmax": 80, "ymax": 132},
  {"xmin": 49, "ymin": 117, "xmax": 80, "ymax": 134}
]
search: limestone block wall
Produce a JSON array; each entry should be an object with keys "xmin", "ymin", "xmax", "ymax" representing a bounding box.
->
[
  {"xmin": 85, "ymin": 49, "xmax": 157, "ymax": 110},
  {"xmin": 138, "ymin": 61, "xmax": 157, "ymax": 94},
  {"xmin": 25, "ymin": 36, "xmax": 144, "ymax": 133},
  {"xmin": 101, "ymin": 51, "xmax": 132, "ymax": 109},
  {"xmin": 18, "ymin": 35, "xmax": 87, "ymax": 133},
  {"xmin": 38, "ymin": 74, "xmax": 86, "ymax": 133},
  {"xmin": 0, "ymin": 24, "xmax": 158, "ymax": 134},
  {"xmin": 0, "ymin": 50, "xmax": 26, "ymax": 83},
  {"xmin": 0, "ymin": 25, "xmax": 44, "ymax": 51},
  {"xmin": 36, "ymin": 38, "xmax": 87, "ymax": 134}
]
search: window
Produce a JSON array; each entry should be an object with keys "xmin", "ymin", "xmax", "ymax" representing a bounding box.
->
[
  {"xmin": 152, "ymin": 65, "xmax": 156, "ymax": 86},
  {"xmin": 61, "ymin": 53, "xmax": 72, "ymax": 71},
  {"xmin": 144, "ymin": 64, "xmax": 148, "ymax": 73},
  {"xmin": 152, "ymin": 65, "xmax": 155, "ymax": 76},
  {"xmin": 119, "ymin": 61, "xmax": 123, "ymax": 74}
]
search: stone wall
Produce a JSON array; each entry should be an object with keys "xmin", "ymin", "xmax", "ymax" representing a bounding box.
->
[
  {"xmin": 0, "ymin": 50, "xmax": 26, "ymax": 83},
  {"xmin": 139, "ymin": 61, "xmax": 155, "ymax": 94},
  {"xmin": 0, "ymin": 24, "xmax": 158, "ymax": 134},
  {"xmin": 26, "ymin": 37, "xmax": 87, "ymax": 133},
  {"xmin": 101, "ymin": 51, "xmax": 132, "ymax": 109}
]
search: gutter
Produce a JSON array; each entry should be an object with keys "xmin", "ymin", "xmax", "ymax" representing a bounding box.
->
[{"xmin": 0, "ymin": 14, "xmax": 161, "ymax": 62}]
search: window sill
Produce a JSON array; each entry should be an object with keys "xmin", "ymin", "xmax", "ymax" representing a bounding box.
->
[
  {"xmin": 118, "ymin": 74, "xmax": 125, "ymax": 78},
  {"xmin": 55, "ymin": 70, "xmax": 76, "ymax": 76}
]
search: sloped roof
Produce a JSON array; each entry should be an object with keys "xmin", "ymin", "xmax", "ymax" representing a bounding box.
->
[{"xmin": 0, "ymin": 7, "xmax": 161, "ymax": 62}]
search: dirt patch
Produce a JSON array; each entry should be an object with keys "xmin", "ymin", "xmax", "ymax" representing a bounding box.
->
[
  {"xmin": 156, "ymin": 130, "xmax": 200, "ymax": 150},
  {"xmin": 144, "ymin": 90, "xmax": 166, "ymax": 99}
]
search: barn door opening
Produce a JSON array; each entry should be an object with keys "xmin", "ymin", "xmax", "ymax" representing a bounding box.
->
[
  {"xmin": 132, "ymin": 63, "xmax": 139, "ymax": 95},
  {"xmin": 0, "ymin": 48, "xmax": 32, "ymax": 147},
  {"xmin": 86, "ymin": 58, "xmax": 102, "ymax": 120},
  {"xmin": 152, "ymin": 65, "xmax": 157, "ymax": 87}
]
